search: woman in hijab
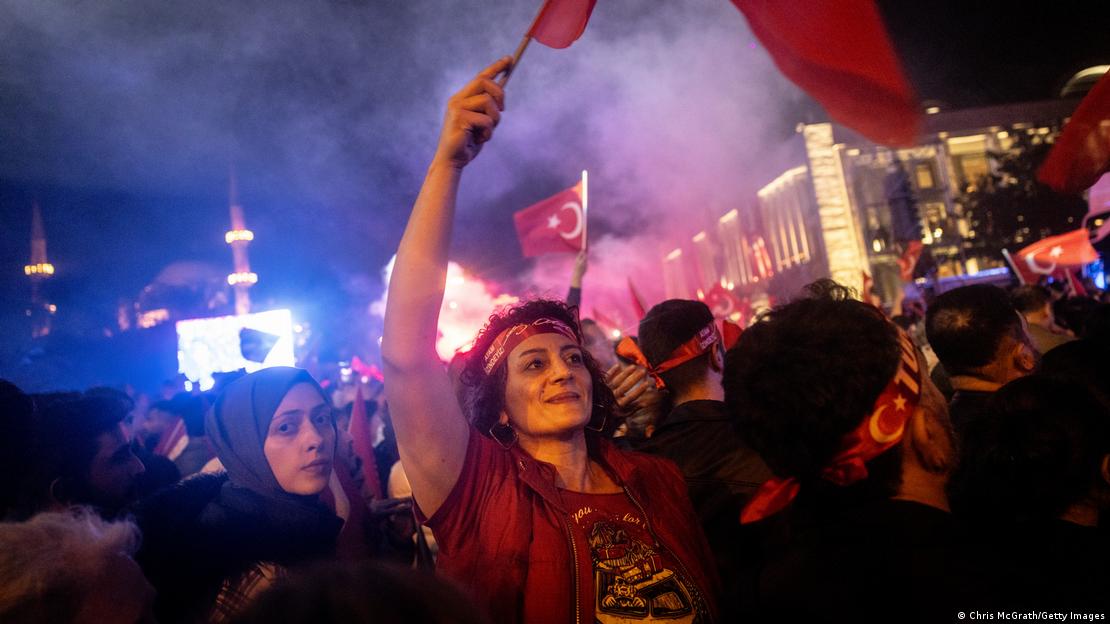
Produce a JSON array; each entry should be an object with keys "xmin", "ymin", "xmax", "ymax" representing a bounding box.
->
[{"xmin": 136, "ymin": 367, "xmax": 342, "ymax": 624}]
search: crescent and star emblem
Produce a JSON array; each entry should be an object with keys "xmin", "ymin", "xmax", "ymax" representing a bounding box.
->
[
  {"xmin": 545, "ymin": 202, "xmax": 583, "ymax": 241},
  {"xmin": 1024, "ymin": 244, "xmax": 1064, "ymax": 275},
  {"xmin": 868, "ymin": 405, "xmax": 905, "ymax": 444}
]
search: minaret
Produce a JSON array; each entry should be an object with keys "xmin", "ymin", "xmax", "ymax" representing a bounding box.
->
[
  {"xmin": 24, "ymin": 202, "xmax": 56, "ymax": 337},
  {"xmin": 225, "ymin": 168, "xmax": 257, "ymax": 316}
]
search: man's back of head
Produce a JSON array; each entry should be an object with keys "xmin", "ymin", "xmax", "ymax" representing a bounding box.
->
[
  {"xmin": 724, "ymin": 280, "xmax": 904, "ymax": 490},
  {"xmin": 638, "ymin": 299, "xmax": 718, "ymax": 401},
  {"xmin": 925, "ymin": 284, "xmax": 1034, "ymax": 383},
  {"xmin": 723, "ymin": 280, "xmax": 963, "ymax": 621},
  {"xmin": 1010, "ymin": 285, "xmax": 1053, "ymax": 321}
]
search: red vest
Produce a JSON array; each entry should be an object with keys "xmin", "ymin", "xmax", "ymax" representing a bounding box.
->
[{"xmin": 421, "ymin": 427, "xmax": 720, "ymax": 624}]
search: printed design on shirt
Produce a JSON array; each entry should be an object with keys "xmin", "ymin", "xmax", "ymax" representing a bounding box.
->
[{"xmin": 571, "ymin": 505, "xmax": 703, "ymax": 623}]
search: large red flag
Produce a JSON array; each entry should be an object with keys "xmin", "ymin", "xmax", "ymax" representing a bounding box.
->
[
  {"xmin": 528, "ymin": 0, "xmax": 597, "ymax": 49},
  {"xmin": 730, "ymin": 0, "xmax": 921, "ymax": 147},
  {"xmin": 1038, "ymin": 71, "xmax": 1110, "ymax": 195},
  {"xmin": 348, "ymin": 387, "xmax": 383, "ymax": 500},
  {"xmin": 1011, "ymin": 228, "xmax": 1099, "ymax": 285},
  {"xmin": 514, "ymin": 182, "xmax": 586, "ymax": 257}
]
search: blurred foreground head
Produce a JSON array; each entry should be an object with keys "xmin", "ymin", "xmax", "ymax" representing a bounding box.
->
[
  {"xmin": 233, "ymin": 561, "xmax": 489, "ymax": 624},
  {"xmin": 0, "ymin": 509, "xmax": 154, "ymax": 623}
]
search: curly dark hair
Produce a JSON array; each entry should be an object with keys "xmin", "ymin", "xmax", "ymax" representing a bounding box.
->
[
  {"xmin": 724, "ymin": 280, "xmax": 902, "ymax": 494},
  {"xmin": 948, "ymin": 375, "xmax": 1110, "ymax": 526},
  {"xmin": 459, "ymin": 299, "xmax": 619, "ymax": 440}
]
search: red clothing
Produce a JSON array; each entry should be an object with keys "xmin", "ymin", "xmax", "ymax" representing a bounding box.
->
[
  {"xmin": 421, "ymin": 427, "xmax": 719, "ymax": 624},
  {"xmin": 559, "ymin": 489, "xmax": 709, "ymax": 622}
]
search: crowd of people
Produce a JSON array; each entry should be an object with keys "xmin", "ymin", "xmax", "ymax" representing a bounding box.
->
[{"xmin": 3, "ymin": 59, "xmax": 1110, "ymax": 623}]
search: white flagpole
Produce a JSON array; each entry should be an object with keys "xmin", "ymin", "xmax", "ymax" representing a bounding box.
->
[
  {"xmin": 581, "ymin": 169, "xmax": 589, "ymax": 251},
  {"xmin": 1000, "ymin": 249, "xmax": 1025, "ymax": 285}
]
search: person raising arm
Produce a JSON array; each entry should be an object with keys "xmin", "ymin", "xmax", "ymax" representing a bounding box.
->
[{"xmin": 381, "ymin": 57, "xmax": 509, "ymax": 519}]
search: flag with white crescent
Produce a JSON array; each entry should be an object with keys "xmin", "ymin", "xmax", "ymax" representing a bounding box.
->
[
  {"xmin": 513, "ymin": 182, "xmax": 586, "ymax": 257},
  {"xmin": 1011, "ymin": 228, "xmax": 1099, "ymax": 285}
]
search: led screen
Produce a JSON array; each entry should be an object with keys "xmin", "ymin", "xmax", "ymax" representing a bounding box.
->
[{"xmin": 176, "ymin": 309, "xmax": 295, "ymax": 390}]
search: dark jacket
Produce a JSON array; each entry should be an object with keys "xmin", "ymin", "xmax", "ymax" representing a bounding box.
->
[
  {"xmin": 948, "ymin": 389, "xmax": 994, "ymax": 439},
  {"xmin": 634, "ymin": 400, "xmax": 771, "ymax": 589},
  {"xmin": 739, "ymin": 495, "xmax": 983, "ymax": 623},
  {"xmin": 135, "ymin": 473, "xmax": 341, "ymax": 624}
]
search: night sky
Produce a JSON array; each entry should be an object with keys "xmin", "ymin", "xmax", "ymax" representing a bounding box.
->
[{"xmin": 1, "ymin": 0, "xmax": 1107, "ymax": 382}]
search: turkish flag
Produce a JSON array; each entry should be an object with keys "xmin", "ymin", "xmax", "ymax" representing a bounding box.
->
[
  {"xmin": 897, "ymin": 240, "xmax": 924, "ymax": 282},
  {"xmin": 730, "ymin": 0, "xmax": 921, "ymax": 147},
  {"xmin": 348, "ymin": 387, "xmax": 383, "ymax": 500},
  {"xmin": 702, "ymin": 283, "xmax": 744, "ymax": 320},
  {"xmin": 528, "ymin": 0, "xmax": 597, "ymax": 49},
  {"xmin": 1038, "ymin": 71, "xmax": 1110, "ymax": 195},
  {"xmin": 1012, "ymin": 228, "xmax": 1099, "ymax": 285},
  {"xmin": 514, "ymin": 182, "xmax": 585, "ymax": 257}
]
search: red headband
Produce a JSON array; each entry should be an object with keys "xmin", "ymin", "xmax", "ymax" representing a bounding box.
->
[
  {"xmin": 740, "ymin": 327, "xmax": 924, "ymax": 524},
  {"xmin": 482, "ymin": 317, "xmax": 579, "ymax": 375},
  {"xmin": 616, "ymin": 320, "xmax": 740, "ymax": 389}
]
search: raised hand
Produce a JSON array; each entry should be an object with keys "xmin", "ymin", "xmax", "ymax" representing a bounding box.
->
[{"xmin": 432, "ymin": 57, "xmax": 511, "ymax": 170}]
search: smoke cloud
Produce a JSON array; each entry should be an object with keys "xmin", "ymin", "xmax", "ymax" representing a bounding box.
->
[{"xmin": 0, "ymin": 0, "xmax": 812, "ymax": 340}]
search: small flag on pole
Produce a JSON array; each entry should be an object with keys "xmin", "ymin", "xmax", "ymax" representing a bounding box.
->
[
  {"xmin": 348, "ymin": 387, "xmax": 383, "ymax": 500},
  {"xmin": 514, "ymin": 179, "xmax": 587, "ymax": 257}
]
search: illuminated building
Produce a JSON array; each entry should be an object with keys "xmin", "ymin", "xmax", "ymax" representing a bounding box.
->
[
  {"xmin": 661, "ymin": 97, "xmax": 1084, "ymax": 306},
  {"xmin": 226, "ymin": 168, "xmax": 256, "ymax": 315},
  {"xmin": 24, "ymin": 202, "xmax": 56, "ymax": 338}
]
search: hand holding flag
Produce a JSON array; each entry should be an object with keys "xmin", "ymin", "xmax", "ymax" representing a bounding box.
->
[{"xmin": 433, "ymin": 58, "xmax": 509, "ymax": 170}]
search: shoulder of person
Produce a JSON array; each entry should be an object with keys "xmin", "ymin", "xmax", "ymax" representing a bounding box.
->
[
  {"xmin": 607, "ymin": 443, "xmax": 686, "ymax": 488},
  {"xmin": 134, "ymin": 472, "xmax": 228, "ymax": 535}
]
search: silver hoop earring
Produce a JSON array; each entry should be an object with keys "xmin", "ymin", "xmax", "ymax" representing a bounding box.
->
[
  {"xmin": 489, "ymin": 422, "xmax": 518, "ymax": 449},
  {"xmin": 585, "ymin": 412, "xmax": 607, "ymax": 433}
]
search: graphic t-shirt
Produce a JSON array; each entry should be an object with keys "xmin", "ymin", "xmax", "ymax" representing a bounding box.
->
[{"xmin": 559, "ymin": 489, "xmax": 706, "ymax": 623}]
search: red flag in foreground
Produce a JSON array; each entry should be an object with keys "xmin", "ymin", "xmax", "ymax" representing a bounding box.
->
[
  {"xmin": 514, "ymin": 182, "xmax": 585, "ymax": 257},
  {"xmin": 348, "ymin": 387, "xmax": 383, "ymax": 500},
  {"xmin": 897, "ymin": 240, "xmax": 924, "ymax": 282},
  {"xmin": 1011, "ymin": 228, "xmax": 1099, "ymax": 285},
  {"xmin": 730, "ymin": 0, "xmax": 921, "ymax": 147},
  {"xmin": 1037, "ymin": 71, "xmax": 1110, "ymax": 195},
  {"xmin": 528, "ymin": 0, "xmax": 597, "ymax": 49}
]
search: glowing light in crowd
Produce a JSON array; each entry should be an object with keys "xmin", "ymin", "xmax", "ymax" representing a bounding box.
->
[{"xmin": 374, "ymin": 256, "xmax": 518, "ymax": 361}]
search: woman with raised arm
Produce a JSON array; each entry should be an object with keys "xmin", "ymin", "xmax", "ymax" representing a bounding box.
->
[{"xmin": 382, "ymin": 59, "xmax": 718, "ymax": 624}]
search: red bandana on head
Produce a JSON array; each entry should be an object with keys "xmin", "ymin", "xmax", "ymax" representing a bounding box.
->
[
  {"xmin": 739, "ymin": 326, "xmax": 924, "ymax": 524},
  {"xmin": 482, "ymin": 317, "xmax": 579, "ymax": 375},
  {"xmin": 616, "ymin": 320, "xmax": 742, "ymax": 389}
]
